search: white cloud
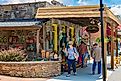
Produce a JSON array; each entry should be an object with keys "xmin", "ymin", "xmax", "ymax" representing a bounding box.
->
[
  {"xmin": 3, "ymin": 0, "xmax": 63, "ymax": 4},
  {"xmin": 110, "ymin": 5, "xmax": 121, "ymax": 15},
  {"xmin": 77, "ymin": 0, "xmax": 88, "ymax": 5}
]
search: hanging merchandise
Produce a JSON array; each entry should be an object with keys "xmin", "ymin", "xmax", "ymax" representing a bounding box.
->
[
  {"xmin": 19, "ymin": 36, "xmax": 25, "ymax": 44},
  {"xmin": 0, "ymin": 37, "xmax": 2, "ymax": 43},
  {"xmin": 59, "ymin": 30, "xmax": 63, "ymax": 41},
  {"xmin": 53, "ymin": 53, "xmax": 58, "ymax": 60},
  {"xmin": 52, "ymin": 24, "xmax": 58, "ymax": 51},
  {"xmin": 3, "ymin": 36, "xmax": 7, "ymax": 43}
]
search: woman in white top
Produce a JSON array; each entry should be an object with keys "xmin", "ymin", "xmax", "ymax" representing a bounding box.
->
[{"xmin": 65, "ymin": 41, "xmax": 79, "ymax": 77}]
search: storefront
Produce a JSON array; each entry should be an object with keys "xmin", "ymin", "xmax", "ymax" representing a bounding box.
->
[
  {"xmin": 36, "ymin": 5, "xmax": 121, "ymax": 70},
  {"xmin": 0, "ymin": 19, "xmax": 49, "ymax": 60},
  {"xmin": 0, "ymin": 5, "xmax": 120, "ymax": 71}
]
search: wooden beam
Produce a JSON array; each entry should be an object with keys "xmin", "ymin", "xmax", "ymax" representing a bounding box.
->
[
  {"xmin": 116, "ymin": 27, "xmax": 118, "ymax": 57},
  {"xmin": 36, "ymin": 29, "xmax": 40, "ymax": 54},
  {"xmin": 43, "ymin": 24, "xmax": 46, "ymax": 50},
  {"xmin": 111, "ymin": 24, "xmax": 114, "ymax": 70},
  {"xmin": 104, "ymin": 20, "xmax": 107, "ymax": 77},
  {"xmin": 105, "ymin": 8, "xmax": 121, "ymax": 25}
]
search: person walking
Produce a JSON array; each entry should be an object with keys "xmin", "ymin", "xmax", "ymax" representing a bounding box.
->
[
  {"xmin": 78, "ymin": 41, "xmax": 88, "ymax": 68},
  {"xmin": 92, "ymin": 43, "xmax": 102, "ymax": 75},
  {"xmin": 65, "ymin": 41, "xmax": 79, "ymax": 77}
]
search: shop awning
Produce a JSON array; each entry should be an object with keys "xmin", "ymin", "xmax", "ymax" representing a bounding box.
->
[
  {"xmin": 0, "ymin": 18, "xmax": 49, "ymax": 30},
  {"xmin": 0, "ymin": 21, "xmax": 40, "ymax": 27}
]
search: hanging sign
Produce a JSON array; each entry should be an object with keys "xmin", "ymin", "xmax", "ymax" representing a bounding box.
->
[{"xmin": 86, "ymin": 25, "xmax": 99, "ymax": 33}]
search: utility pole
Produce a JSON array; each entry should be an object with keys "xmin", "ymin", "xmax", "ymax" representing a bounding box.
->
[{"xmin": 100, "ymin": 0, "xmax": 106, "ymax": 81}]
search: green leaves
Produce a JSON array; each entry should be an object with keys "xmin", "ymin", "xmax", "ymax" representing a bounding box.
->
[
  {"xmin": 96, "ymin": 37, "xmax": 101, "ymax": 43},
  {"xmin": 0, "ymin": 48, "xmax": 26, "ymax": 62},
  {"xmin": 96, "ymin": 37, "xmax": 111, "ymax": 43}
]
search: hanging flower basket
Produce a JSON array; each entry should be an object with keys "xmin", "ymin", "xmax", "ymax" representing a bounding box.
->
[{"xmin": 86, "ymin": 25, "xmax": 99, "ymax": 33}]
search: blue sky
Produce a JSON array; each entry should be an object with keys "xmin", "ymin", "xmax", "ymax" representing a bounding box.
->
[
  {"xmin": 0, "ymin": 0, "xmax": 121, "ymax": 15},
  {"xmin": 0, "ymin": 0, "xmax": 121, "ymax": 6},
  {"xmin": 62, "ymin": 0, "xmax": 121, "ymax": 7}
]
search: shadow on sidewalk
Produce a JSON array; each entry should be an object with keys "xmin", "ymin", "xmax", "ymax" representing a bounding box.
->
[{"xmin": 47, "ymin": 63, "xmax": 103, "ymax": 81}]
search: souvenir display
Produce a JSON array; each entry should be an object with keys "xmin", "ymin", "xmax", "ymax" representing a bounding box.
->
[
  {"xmin": 0, "ymin": 30, "xmax": 37, "ymax": 52},
  {"xmin": 41, "ymin": 50, "xmax": 46, "ymax": 58}
]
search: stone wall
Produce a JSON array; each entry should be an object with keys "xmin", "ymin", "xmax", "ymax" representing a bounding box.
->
[{"xmin": 0, "ymin": 61, "xmax": 61, "ymax": 78}]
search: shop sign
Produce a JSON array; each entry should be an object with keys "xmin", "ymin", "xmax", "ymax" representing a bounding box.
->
[{"xmin": 86, "ymin": 25, "xmax": 99, "ymax": 33}]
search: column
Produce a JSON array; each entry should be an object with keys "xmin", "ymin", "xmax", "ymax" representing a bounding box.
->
[
  {"xmin": 111, "ymin": 23, "xmax": 114, "ymax": 69},
  {"xmin": 103, "ymin": 20, "xmax": 107, "ymax": 77},
  {"xmin": 67, "ymin": 22, "xmax": 70, "ymax": 42},
  {"xmin": 43, "ymin": 24, "xmax": 46, "ymax": 50},
  {"xmin": 36, "ymin": 29, "xmax": 40, "ymax": 54},
  {"xmin": 70, "ymin": 25, "xmax": 74, "ymax": 42},
  {"xmin": 58, "ymin": 20, "xmax": 61, "ymax": 51},
  {"xmin": 115, "ymin": 26, "xmax": 118, "ymax": 57}
]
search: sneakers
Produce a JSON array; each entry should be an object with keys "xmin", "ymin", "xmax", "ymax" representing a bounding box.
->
[
  {"xmin": 66, "ymin": 74, "xmax": 70, "ymax": 77},
  {"xmin": 98, "ymin": 72, "xmax": 101, "ymax": 74},
  {"xmin": 66, "ymin": 72, "xmax": 77, "ymax": 77},
  {"xmin": 74, "ymin": 72, "xmax": 77, "ymax": 75},
  {"xmin": 92, "ymin": 72, "xmax": 95, "ymax": 75}
]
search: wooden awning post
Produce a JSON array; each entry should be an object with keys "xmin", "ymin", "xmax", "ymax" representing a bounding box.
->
[
  {"xmin": 67, "ymin": 22, "xmax": 70, "ymax": 42},
  {"xmin": 43, "ymin": 24, "xmax": 46, "ymax": 50},
  {"xmin": 115, "ymin": 26, "xmax": 118, "ymax": 57},
  {"xmin": 36, "ymin": 29, "xmax": 40, "ymax": 54},
  {"xmin": 104, "ymin": 20, "xmax": 107, "ymax": 78},
  {"xmin": 111, "ymin": 23, "xmax": 114, "ymax": 70}
]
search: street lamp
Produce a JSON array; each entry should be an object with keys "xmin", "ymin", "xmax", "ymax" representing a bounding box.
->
[{"xmin": 99, "ymin": 0, "xmax": 106, "ymax": 81}]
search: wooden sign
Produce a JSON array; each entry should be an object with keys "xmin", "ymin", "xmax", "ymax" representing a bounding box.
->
[{"xmin": 86, "ymin": 25, "xmax": 99, "ymax": 33}]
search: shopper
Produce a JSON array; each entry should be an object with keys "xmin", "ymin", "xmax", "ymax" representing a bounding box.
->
[
  {"xmin": 78, "ymin": 41, "xmax": 88, "ymax": 68},
  {"xmin": 65, "ymin": 41, "xmax": 79, "ymax": 77},
  {"xmin": 92, "ymin": 43, "xmax": 102, "ymax": 75}
]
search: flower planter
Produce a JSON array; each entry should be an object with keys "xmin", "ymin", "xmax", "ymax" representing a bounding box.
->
[{"xmin": 0, "ymin": 61, "xmax": 61, "ymax": 78}]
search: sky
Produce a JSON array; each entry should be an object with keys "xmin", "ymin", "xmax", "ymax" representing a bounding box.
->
[{"xmin": 0, "ymin": 0, "xmax": 121, "ymax": 15}]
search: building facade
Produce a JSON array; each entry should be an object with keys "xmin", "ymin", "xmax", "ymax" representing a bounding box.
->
[{"xmin": 0, "ymin": 0, "xmax": 65, "ymax": 19}]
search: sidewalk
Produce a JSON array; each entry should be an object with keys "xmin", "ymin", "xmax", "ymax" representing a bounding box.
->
[
  {"xmin": 0, "ymin": 75, "xmax": 48, "ymax": 81},
  {"xmin": 48, "ymin": 63, "xmax": 103, "ymax": 81},
  {"xmin": 47, "ymin": 60, "xmax": 113, "ymax": 81},
  {"xmin": 108, "ymin": 66, "xmax": 121, "ymax": 81}
]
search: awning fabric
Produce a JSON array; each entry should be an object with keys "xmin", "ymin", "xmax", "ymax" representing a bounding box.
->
[{"xmin": 0, "ymin": 18, "xmax": 49, "ymax": 27}]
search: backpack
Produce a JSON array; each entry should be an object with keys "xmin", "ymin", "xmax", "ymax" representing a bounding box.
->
[{"xmin": 67, "ymin": 47, "xmax": 78, "ymax": 61}]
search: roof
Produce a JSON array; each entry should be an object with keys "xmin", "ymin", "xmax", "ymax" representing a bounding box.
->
[
  {"xmin": 0, "ymin": 18, "xmax": 49, "ymax": 27},
  {"xmin": 0, "ymin": 21, "xmax": 40, "ymax": 27},
  {"xmin": 35, "ymin": 5, "xmax": 121, "ymax": 25},
  {"xmin": 0, "ymin": 18, "xmax": 49, "ymax": 30}
]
